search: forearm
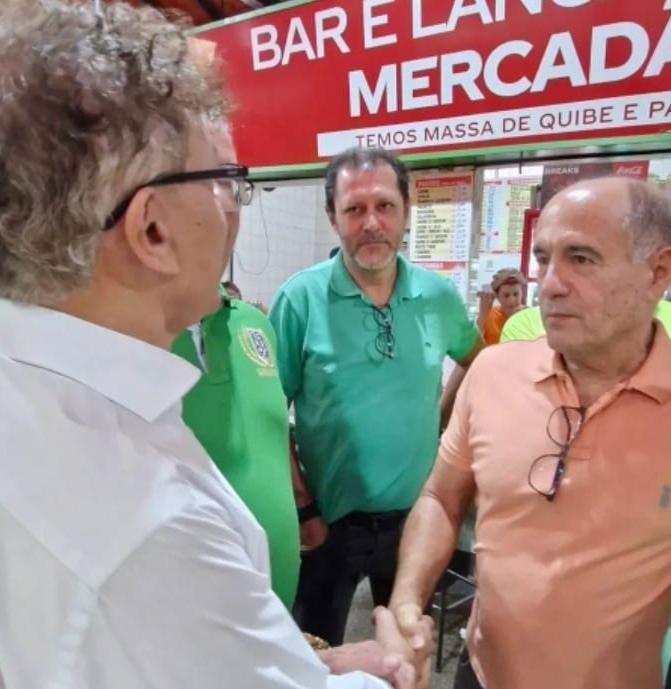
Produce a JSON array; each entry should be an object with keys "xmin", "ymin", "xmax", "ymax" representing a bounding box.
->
[
  {"xmin": 289, "ymin": 438, "xmax": 314, "ymax": 508},
  {"xmin": 439, "ymin": 365, "xmax": 466, "ymax": 431},
  {"xmin": 441, "ymin": 336, "xmax": 485, "ymax": 429},
  {"xmin": 391, "ymin": 491, "xmax": 464, "ymax": 611},
  {"xmin": 289, "ymin": 437, "xmax": 329, "ymax": 548}
]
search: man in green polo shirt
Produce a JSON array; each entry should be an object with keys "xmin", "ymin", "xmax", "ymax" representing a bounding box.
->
[
  {"xmin": 172, "ymin": 295, "xmax": 300, "ymax": 609},
  {"xmin": 269, "ymin": 147, "xmax": 483, "ymax": 645}
]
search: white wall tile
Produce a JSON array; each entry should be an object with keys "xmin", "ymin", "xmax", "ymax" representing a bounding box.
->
[{"xmin": 232, "ymin": 184, "xmax": 328, "ymax": 309}]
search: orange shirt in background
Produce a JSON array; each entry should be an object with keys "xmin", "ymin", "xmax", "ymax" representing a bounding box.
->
[
  {"xmin": 482, "ymin": 306, "xmax": 507, "ymax": 345},
  {"xmin": 440, "ymin": 326, "xmax": 671, "ymax": 689}
]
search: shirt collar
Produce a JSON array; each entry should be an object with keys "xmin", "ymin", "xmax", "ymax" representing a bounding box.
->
[
  {"xmin": 626, "ymin": 322, "xmax": 671, "ymax": 404},
  {"xmin": 531, "ymin": 322, "xmax": 671, "ymax": 404},
  {"xmin": 0, "ymin": 299, "xmax": 200, "ymax": 422},
  {"xmin": 328, "ymin": 252, "xmax": 422, "ymax": 303}
]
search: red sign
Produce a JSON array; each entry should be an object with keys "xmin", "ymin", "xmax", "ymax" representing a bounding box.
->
[
  {"xmin": 540, "ymin": 160, "xmax": 650, "ymax": 206},
  {"xmin": 198, "ymin": 0, "xmax": 671, "ymax": 171}
]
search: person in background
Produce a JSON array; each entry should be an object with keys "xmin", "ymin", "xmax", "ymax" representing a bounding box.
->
[
  {"xmin": 221, "ymin": 279, "xmax": 242, "ymax": 300},
  {"xmin": 0, "ymin": 3, "xmax": 430, "ymax": 687},
  {"xmin": 222, "ymin": 278, "xmax": 269, "ymax": 313},
  {"xmin": 477, "ymin": 267, "xmax": 526, "ymax": 345},
  {"xmin": 269, "ymin": 147, "xmax": 483, "ymax": 649},
  {"xmin": 390, "ymin": 177, "xmax": 671, "ymax": 689},
  {"xmin": 173, "ymin": 286, "xmax": 300, "ymax": 610}
]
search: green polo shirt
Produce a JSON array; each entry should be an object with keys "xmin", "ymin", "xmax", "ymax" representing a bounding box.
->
[
  {"xmin": 269, "ymin": 254, "xmax": 479, "ymax": 524},
  {"xmin": 500, "ymin": 302, "xmax": 671, "ymax": 342},
  {"xmin": 172, "ymin": 300, "xmax": 299, "ymax": 609}
]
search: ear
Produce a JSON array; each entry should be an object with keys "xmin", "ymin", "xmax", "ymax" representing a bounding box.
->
[{"xmin": 121, "ymin": 187, "xmax": 180, "ymax": 276}]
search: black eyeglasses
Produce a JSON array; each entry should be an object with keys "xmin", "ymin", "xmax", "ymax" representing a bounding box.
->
[
  {"xmin": 528, "ymin": 405, "xmax": 586, "ymax": 502},
  {"xmin": 102, "ymin": 163, "xmax": 254, "ymax": 231},
  {"xmin": 372, "ymin": 304, "xmax": 395, "ymax": 359}
]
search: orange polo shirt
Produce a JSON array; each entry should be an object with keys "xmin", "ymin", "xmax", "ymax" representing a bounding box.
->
[{"xmin": 440, "ymin": 326, "xmax": 671, "ymax": 689}]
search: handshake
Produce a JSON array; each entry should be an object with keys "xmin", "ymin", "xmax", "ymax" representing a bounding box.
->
[{"xmin": 319, "ymin": 604, "xmax": 434, "ymax": 689}]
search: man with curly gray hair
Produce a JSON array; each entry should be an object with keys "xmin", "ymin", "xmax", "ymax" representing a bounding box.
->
[{"xmin": 0, "ymin": 3, "xmax": 429, "ymax": 688}]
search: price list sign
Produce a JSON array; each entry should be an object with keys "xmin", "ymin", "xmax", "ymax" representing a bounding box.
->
[
  {"xmin": 410, "ymin": 173, "xmax": 473, "ymax": 263},
  {"xmin": 480, "ymin": 178, "xmax": 538, "ymax": 254}
]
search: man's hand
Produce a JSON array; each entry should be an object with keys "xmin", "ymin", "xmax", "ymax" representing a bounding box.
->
[
  {"xmin": 374, "ymin": 606, "xmax": 433, "ymax": 689},
  {"xmin": 389, "ymin": 602, "xmax": 430, "ymax": 654},
  {"xmin": 317, "ymin": 640, "xmax": 415, "ymax": 689},
  {"xmin": 300, "ymin": 516, "xmax": 329, "ymax": 551}
]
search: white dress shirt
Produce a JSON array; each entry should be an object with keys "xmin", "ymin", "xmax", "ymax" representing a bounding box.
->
[{"xmin": 0, "ymin": 299, "xmax": 387, "ymax": 689}]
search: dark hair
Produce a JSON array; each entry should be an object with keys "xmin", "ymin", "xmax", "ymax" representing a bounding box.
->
[{"xmin": 324, "ymin": 148, "xmax": 409, "ymax": 214}]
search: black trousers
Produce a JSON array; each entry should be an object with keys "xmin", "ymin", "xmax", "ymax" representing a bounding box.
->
[
  {"xmin": 454, "ymin": 649, "xmax": 485, "ymax": 689},
  {"xmin": 292, "ymin": 510, "xmax": 408, "ymax": 646}
]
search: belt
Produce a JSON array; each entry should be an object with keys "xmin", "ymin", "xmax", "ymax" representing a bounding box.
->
[{"xmin": 339, "ymin": 509, "xmax": 409, "ymax": 530}]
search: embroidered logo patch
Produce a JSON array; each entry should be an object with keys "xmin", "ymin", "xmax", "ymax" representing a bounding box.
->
[{"xmin": 238, "ymin": 327, "xmax": 275, "ymax": 370}]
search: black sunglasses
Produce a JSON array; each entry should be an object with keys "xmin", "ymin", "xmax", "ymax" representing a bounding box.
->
[
  {"xmin": 528, "ymin": 405, "xmax": 586, "ymax": 501},
  {"xmin": 372, "ymin": 304, "xmax": 395, "ymax": 359},
  {"xmin": 102, "ymin": 163, "xmax": 253, "ymax": 231}
]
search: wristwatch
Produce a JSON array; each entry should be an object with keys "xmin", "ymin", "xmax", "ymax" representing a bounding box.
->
[{"xmin": 297, "ymin": 502, "xmax": 321, "ymax": 523}]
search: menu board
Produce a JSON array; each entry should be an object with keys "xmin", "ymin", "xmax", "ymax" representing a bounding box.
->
[
  {"xmin": 413, "ymin": 260, "xmax": 469, "ymax": 300},
  {"xmin": 480, "ymin": 178, "xmax": 537, "ymax": 254},
  {"xmin": 409, "ymin": 171, "xmax": 473, "ymax": 301},
  {"xmin": 410, "ymin": 172, "xmax": 473, "ymax": 263}
]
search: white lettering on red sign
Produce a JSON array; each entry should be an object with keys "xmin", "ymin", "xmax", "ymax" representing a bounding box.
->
[
  {"xmin": 201, "ymin": 0, "xmax": 671, "ymax": 167},
  {"xmin": 363, "ymin": 0, "xmax": 396, "ymax": 49},
  {"xmin": 319, "ymin": 92, "xmax": 671, "ymax": 156},
  {"xmin": 412, "ymin": 0, "xmax": 592, "ymax": 39},
  {"xmin": 348, "ymin": 16, "xmax": 671, "ymax": 117},
  {"xmin": 250, "ymin": 7, "xmax": 350, "ymax": 71}
]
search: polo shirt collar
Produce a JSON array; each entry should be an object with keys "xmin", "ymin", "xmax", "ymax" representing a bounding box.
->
[
  {"xmin": 0, "ymin": 298, "xmax": 200, "ymax": 422},
  {"xmin": 531, "ymin": 321, "xmax": 671, "ymax": 404},
  {"xmin": 393, "ymin": 254, "xmax": 423, "ymax": 303},
  {"xmin": 329, "ymin": 252, "xmax": 422, "ymax": 303},
  {"xmin": 530, "ymin": 341, "xmax": 567, "ymax": 384},
  {"xmin": 626, "ymin": 322, "xmax": 671, "ymax": 404}
]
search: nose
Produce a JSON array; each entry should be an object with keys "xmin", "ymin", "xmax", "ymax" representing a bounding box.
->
[
  {"xmin": 363, "ymin": 207, "xmax": 381, "ymax": 233},
  {"xmin": 539, "ymin": 260, "xmax": 570, "ymax": 300}
]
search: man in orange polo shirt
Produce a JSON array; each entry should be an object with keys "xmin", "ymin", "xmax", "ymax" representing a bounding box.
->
[{"xmin": 390, "ymin": 176, "xmax": 671, "ymax": 689}]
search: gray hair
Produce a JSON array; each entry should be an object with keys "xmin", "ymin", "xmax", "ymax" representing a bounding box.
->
[
  {"xmin": 0, "ymin": 0, "xmax": 228, "ymax": 303},
  {"xmin": 625, "ymin": 179, "xmax": 671, "ymax": 260}
]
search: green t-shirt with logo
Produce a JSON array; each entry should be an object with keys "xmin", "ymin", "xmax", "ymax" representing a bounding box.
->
[{"xmin": 172, "ymin": 300, "xmax": 299, "ymax": 609}]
